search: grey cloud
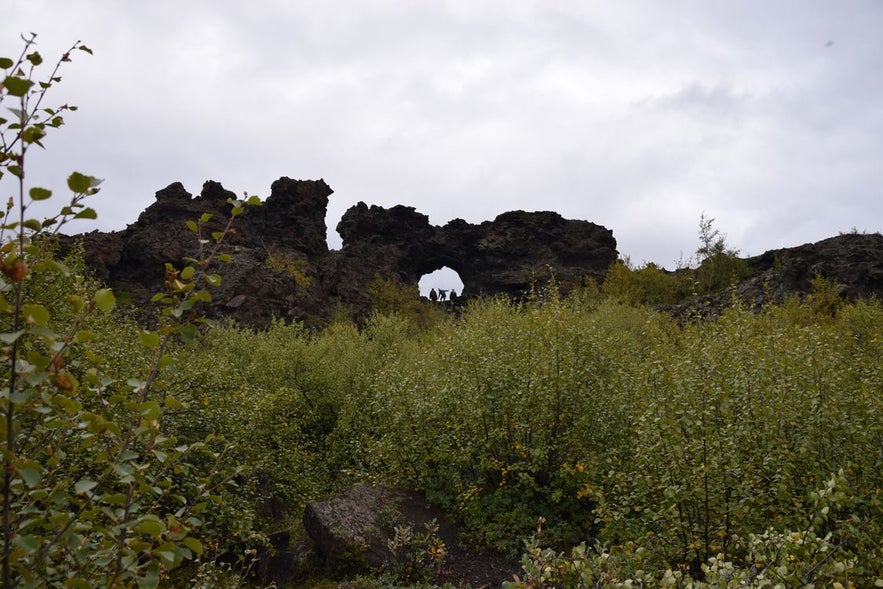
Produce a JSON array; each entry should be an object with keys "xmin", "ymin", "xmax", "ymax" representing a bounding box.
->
[{"xmin": 2, "ymin": 0, "xmax": 881, "ymax": 270}]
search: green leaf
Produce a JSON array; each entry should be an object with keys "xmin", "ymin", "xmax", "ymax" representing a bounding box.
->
[
  {"xmin": 140, "ymin": 400, "xmax": 161, "ymax": 421},
  {"xmin": 66, "ymin": 171, "xmax": 100, "ymax": 193},
  {"xmin": 164, "ymin": 395, "xmax": 184, "ymax": 410},
  {"xmin": 46, "ymin": 259, "xmax": 71, "ymax": 276},
  {"xmin": 218, "ymin": 253, "xmax": 232, "ymax": 263},
  {"xmin": 134, "ymin": 518, "xmax": 165, "ymax": 538},
  {"xmin": 0, "ymin": 330, "xmax": 25, "ymax": 344},
  {"xmin": 74, "ymin": 207, "xmax": 97, "ymax": 220},
  {"xmin": 18, "ymin": 461, "xmax": 42, "ymax": 488},
  {"xmin": 0, "ymin": 57, "xmax": 14, "ymax": 69},
  {"xmin": 139, "ymin": 330, "xmax": 160, "ymax": 348},
  {"xmin": 25, "ymin": 52, "xmax": 42, "ymax": 66},
  {"xmin": 79, "ymin": 45, "xmax": 93, "ymax": 55},
  {"xmin": 23, "ymin": 218, "xmax": 42, "ymax": 232},
  {"xmin": 185, "ymin": 220, "xmax": 198, "ymax": 234},
  {"xmin": 21, "ymin": 125, "xmax": 46, "ymax": 144},
  {"xmin": 182, "ymin": 537, "xmax": 204, "ymax": 556},
  {"xmin": 154, "ymin": 542, "xmax": 183, "ymax": 568},
  {"xmin": 17, "ymin": 535, "xmax": 40, "ymax": 553},
  {"xmin": 22, "ymin": 303, "xmax": 50, "ymax": 326},
  {"xmin": 6, "ymin": 106, "xmax": 24, "ymax": 121},
  {"xmin": 199, "ymin": 212, "xmax": 212, "ymax": 223},
  {"xmin": 99, "ymin": 493, "xmax": 128, "ymax": 506},
  {"xmin": 205, "ymin": 274, "xmax": 222, "ymax": 287},
  {"xmin": 246, "ymin": 194, "xmax": 262, "ymax": 206},
  {"xmin": 2, "ymin": 76, "xmax": 33, "ymax": 97},
  {"xmin": 118, "ymin": 449, "xmax": 139, "ymax": 462},
  {"xmin": 67, "ymin": 295, "xmax": 86, "ymax": 313},
  {"xmin": 180, "ymin": 266, "xmax": 195, "ymax": 281},
  {"xmin": 93, "ymin": 288, "xmax": 116, "ymax": 312},
  {"xmin": 72, "ymin": 330, "xmax": 95, "ymax": 343},
  {"xmin": 74, "ymin": 479, "xmax": 98, "ymax": 495},
  {"xmin": 29, "ymin": 187, "xmax": 52, "ymax": 201},
  {"xmin": 127, "ymin": 378, "xmax": 146, "ymax": 391},
  {"xmin": 179, "ymin": 324, "xmax": 198, "ymax": 343},
  {"xmin": 137, "ymin": 561, "xmax": 160, "ymax": 589},
  {"xmin": 192, "ymin": 289, "xmax": 212, "ymax": 302}
]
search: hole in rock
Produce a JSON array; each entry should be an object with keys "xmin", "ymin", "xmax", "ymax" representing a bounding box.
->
[{"xmin": 419, "ymin": 267, "xmax": 464, "ymax": 299}]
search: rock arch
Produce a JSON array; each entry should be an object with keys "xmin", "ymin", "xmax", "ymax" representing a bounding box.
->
[{"xmin": 335, "ymin": 202, "xmax": 618, "ymax": 300}]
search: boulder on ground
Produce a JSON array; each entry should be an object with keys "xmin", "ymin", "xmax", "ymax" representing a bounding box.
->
[
  {"xmin": 301, "ymin": 485, "xmax": 520, "ymax": 586},
  {"xmin": 302, "ymin": 485, "xmax": 406, "ymax": 572}
]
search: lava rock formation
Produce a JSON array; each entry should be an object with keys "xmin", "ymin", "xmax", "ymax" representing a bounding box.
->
[{"xmin": 64, "ymin": 177, "xmax": 618, "ymax": 326}]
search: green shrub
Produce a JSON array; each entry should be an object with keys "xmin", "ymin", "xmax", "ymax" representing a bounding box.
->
[
  {"xmin": 506, "ymin": 477, "xmax": 879, "ymax": 588},
  {"xmin": 365, "ymin": 295, "xmax": 661, "ymax": 550},
  {"xmin": 602, "ymin": 259, "xmax": 691, "ymax": 306},
  {"xmin": 0, "ymin": 35, "xmax": 255, "ymax": 587},
  {"xmin": 150, "ymin": 273, "xmax": 881, "ymax": 584},
  {"xmin": 368, "ymin": 275, "xmax": 446, "ymax": 331},
  {"xmin": 166, "ymin": 314, "xmax": 407, "ymax": 527},
  {"xmin": 588, "ymin": 301, "xmax": 882, "ymax": 582},
  {"xmin": 693, "ymin": 213, "xmax": 750, "ymax": 293}
]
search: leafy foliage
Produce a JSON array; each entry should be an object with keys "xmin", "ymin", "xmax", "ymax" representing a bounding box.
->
[
  {"xmin": 602, "ymin": 258, "xmax": 691, "ymax": 305},
  {"xmin": 1, "ymin": 35, "xmax": 256, "ymax": 588},
  {"xmin": 693, "ymin": 213, "xmax": 750, "ymax": 293},
  {"xmin": 171, "ymin": 279, "xmax": 882, "ymax": 585},
  {"xmin": 506, "ymin": 481, "xmax": 872, "ymax": 588},
  {"xmin": 263, "ymin": 250, "xmax": 312, "ymax": 288},
  {"xmin": 368, "ymin": 275, "xmax": 446, "ymax": 331}
]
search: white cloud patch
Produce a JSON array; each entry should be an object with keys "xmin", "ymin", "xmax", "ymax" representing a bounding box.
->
[{"xmin": 2, "ymin": 0, "xmax": 881, "ymax": 265}]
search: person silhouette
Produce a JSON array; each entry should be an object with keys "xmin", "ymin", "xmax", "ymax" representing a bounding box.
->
[
  {"xmin": 429, "ymin": 288, "xmax": 438, "ymax": 302},
  {"xmin": 438, "ymin": 289, "xmax": 447, "ymax": 302}
]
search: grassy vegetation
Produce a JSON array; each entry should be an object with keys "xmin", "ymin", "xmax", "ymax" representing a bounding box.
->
[{"xmin": 169, "ymin": 284, "xmax": 881, "ymax": 587}]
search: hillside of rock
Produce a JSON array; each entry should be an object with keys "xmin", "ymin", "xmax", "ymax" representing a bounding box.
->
[
  {"xmin": 62, "ymin": 177, "xmax": 617, "ymax": 326},
  {"xmin": 61, "ymin": 176, "xmax": 882, "ymax": 327}
]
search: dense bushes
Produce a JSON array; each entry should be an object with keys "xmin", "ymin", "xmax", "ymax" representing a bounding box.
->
[
  {"xmin": 365, "ymin": 294, "xmax": 647, "ymax": 549},
  {"xmin": 1, "ymin": 37, "xmax": 257, "ymax": 588},
  {"xmin": 174, "ymin": 284, "xmax": 881, "ymax": 586}
]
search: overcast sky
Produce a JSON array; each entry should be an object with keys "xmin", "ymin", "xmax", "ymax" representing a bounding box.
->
[{"xmin": 3, "ymin": 1, "xmax": 882, "ymax": 288}]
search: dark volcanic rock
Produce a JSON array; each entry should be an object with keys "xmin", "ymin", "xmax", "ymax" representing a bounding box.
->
[
  {"xmin": 454, "ymin": 210, "xmax": 617, "ymax": 297},
  {"xmin": 301, "ymin": 485, "xmax": 519, "ymax": 585},
  {"xmin": 669, "ymin": 232, "xmax": 883, "ymax": 319},
  {"xmin": 61, "ymin": 175, "xmax": 881, "ymax": 328},
  {"xmin": 745, "ymin": 232, "xmax": 883, "ymax": 302},
  {"xmin": 335, "ymin": 203, "xmax": 618, "ymax": 300},
  {"xmin": 62, "ymin": 178, "xmax": 619, "ymax": 326},
  {"xmin": 302, "ymin": 485, "xmax": 400, "ymax": 572},
  {"xmin": 253, "ymin": 177, "xmax": 332, "ymax": 256}
]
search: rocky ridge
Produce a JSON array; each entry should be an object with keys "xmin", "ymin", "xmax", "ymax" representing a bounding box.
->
[
  {"xmin": 63, "ymin": 177, "xmax": 883, "ymax": 327},
  {"xmin": 63, "ymin": 177, "xmax": 618, "ymax": 326}
]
